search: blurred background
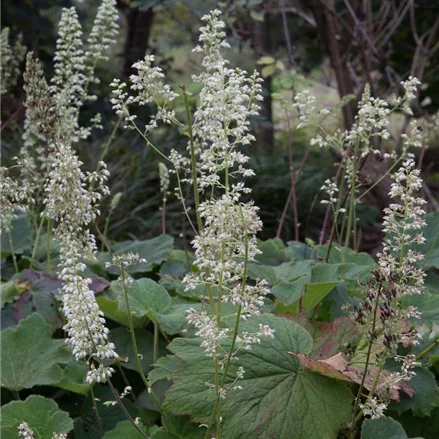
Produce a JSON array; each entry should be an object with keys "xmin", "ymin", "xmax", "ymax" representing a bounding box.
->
[{"xmin": 2, "ymin": 0, "xmax": 439, "ymax": 250}]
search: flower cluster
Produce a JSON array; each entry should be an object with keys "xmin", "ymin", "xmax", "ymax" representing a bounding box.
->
[
  {"xmin": 110, "ymin": 54, "xmax": 178, "ymax": 130},
  {"xmin": 0, "ymin": 168, "xmax": 34, "ymax": 235},
  {"xmin": 18, "ymin": 422, "xmax": 67, "ymax": 439},
  {"xmin": 43, "ymin": 141, "xmax": 117, "ymax": 383},
  {"xmin": 86, "ymin": 0, "xmax": 119, "ymax": 69},
  {"xmin": 0, "ymin": 27, "xmax": 26, "ymax": 95},
  {"xmin": 190, "ymin": 13, "xmax": 262, "ymax": 194},
  {"xmin": 350, "ymin": 158, "xmax": 426, "ymax": 417},
  {"xmin": 159, "ymin": 162, "xmax": 170, "ymax": 199},
  {"xmin": 180, "ymin": 11, "xmax": 273, "ymax": 366}
]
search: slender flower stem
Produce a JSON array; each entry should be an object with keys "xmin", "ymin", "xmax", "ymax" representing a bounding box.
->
[
  {"xmin": 350, "ymin": 282, "xmax": 383, "ymax": 439},
  {"xmin": 153, "ymin": 321, "xmax": 159, "ymax": 365},
  {"xmin": 344, "ymin": 137, "xmax": 360, "ymax": 260},
  {"xmin": 100, "ymin": 115, "xmax": 122, "ymax": 162},
  {"xmin": 90, "ymin": 385, "xmax": 104, "ymax": 434},
  {"xmin": 416, "ymin": 338, "xmax": 439, "ymax": 360},
  {"xmin": 161, "ymin": 198, "xmax": 167, "ymax": 235},
  {"xmin": 182, "ymin": 89, "xmax": 203, "ymax": 232},
  {"xmin": 108, "ymin": 380, "xmax": 150, "ymax": 439},
  {"xmin": 30, "ymin": 216, "xmax": 45, "ymax": 269},
  {"xmin": 46, "ymin": 219, "xmax": 52, "ymax": 272},
  {"xmin": 118, "ymin": 265, "xmax": 166, "ymax": 419},
  {"xmin": 8, "ymin": 232, "xmax": 19, "ymax": 273},
  {"xmin": 95, "ymin": 224, "xmax": 167, "ymax": 426}
]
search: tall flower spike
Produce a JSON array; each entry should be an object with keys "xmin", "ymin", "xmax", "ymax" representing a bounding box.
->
[
  {"xmin": 0, "ymin": 168, "xmax": 33, "ymax": 235},
  {"xmin": 51, "ymin": 7, "xmax": 86, "ymax": 141},
  {"xmin": 0, "ymin": 27, "xmax": 26, "ymax": 95},
  {"xmin": 191, "ymin": 11, "xmax": 263, "ymax": 196},
  {"xmin": 350, "ymin": 158, "xmax": 426, "ymax": 418},
  {"xmin": 182, "ymin": 11, "xmax": 272, "ymax": 375},
  {"xmin": 86, "ymin": 0, "xmax": 119, "ymax": 69},
  {"xmin": 43, "ymin": 142, "xmax": 117, "ymax": 382}
]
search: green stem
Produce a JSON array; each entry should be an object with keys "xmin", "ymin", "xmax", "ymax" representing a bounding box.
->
[
  {"xmin": 182, "ymin": 90, "xmax": 203, "ymax": 232},
  {"xmin": 108, "ymin": 380, "xmax": 150, "ymax": 439},
  {"xmin": 46, "ymin": 219, "xmax": 52, "ymax": 272},
  {"xmin": 416, "ymin": 338, "xmax": 439, "ymax": 360},
  {"xmin": 116, "ymin": 361, "xmax": 136, "ymax": 401},
  {"xmin": 350, "ymin": 282, "xmax": 383, "ymax": 439},
  {"xmin": 100, "ymin": 116, "xmax": 122, "ymax": 162},
  {"xmin": 30, "ymin": 216, "xmax": 45, "ymax": 269},
  {"xmin": 356, "ymin": 155, "xmax": 404, "ymax": 203},
  {"xmin": 8, "ymin": 232, "xmax": 19, "ymax": 273},
  {"xmin": 90, "ymin": 385, "xmax": 104, "ymax": 434},
  {"xmin": 153, "ymin": 321, "xmax": 159, "ymax": 365},
  {"xmin": 119, "ymin": 264, "xmax": 166, "ymax": 420},
  {"xmin": 344, "ymin": 138, "xmax": 360, "ymax": 259}
]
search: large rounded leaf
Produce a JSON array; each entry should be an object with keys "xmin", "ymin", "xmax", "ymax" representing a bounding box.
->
[
  {"xmin": 112, "ymin": 278, "xmax": 171, "ymax": 319},
  {"xmin": 361, "ymin": 417, "xmax": 408, "ymax": 439},
  {"xmin": 0, "ymin": 313, "xmax": 71, "ymax": 391},
  {"xmin": 163, "ymin": 315, "xmax": 353, "ymax": 439},
  {"xmin": 1, "ymin": 395, "xmax": 73, "ymax": 439}
]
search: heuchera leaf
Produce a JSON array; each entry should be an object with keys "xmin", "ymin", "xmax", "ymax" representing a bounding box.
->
[
  {"xmin": 283, "ymin": 313, "xmax": 360, "ymax": 359},
  {"xmin": 0, "ymin": 280, "xmax": 29, "ymax": 308},
  {"xmin": 105, "ymin": 234, "xmax": 174, "ymax": 274},
  {"xmin": 361, "ymin": 416, "xmax": 408, "ymax": 439},
  {"xmin": 389, "ymin": 367, "xmax": 439, "ymax": 416},
  {"xmin": 1, "ymin": 395, "xmax": 73, "ymax": 439},
  {"xmin": 103, "ymin": 421, "xmax": 147, "ymax": 439},
  {"xmin": 0, "ymin": 313, "xmax": 71, "ymax": 391},
  {"xmin": 163, "ymin": 315, "xmax": 353, "ymax": 439},
  {"xmin": 112, "ymin": 278, "xmax": 172, "ymax": 318}
]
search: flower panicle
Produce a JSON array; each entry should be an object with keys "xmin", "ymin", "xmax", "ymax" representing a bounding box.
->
[{"xmin": 349, "ymin": 157, "xmax": 426, "ymax": 419}]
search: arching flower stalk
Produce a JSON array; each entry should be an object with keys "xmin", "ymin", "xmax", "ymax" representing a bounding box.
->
[{"xmin": 349, "ymin": 158, "xmax": 426, "ymax": 433}]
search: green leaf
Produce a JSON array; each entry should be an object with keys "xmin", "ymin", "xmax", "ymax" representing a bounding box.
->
[
  {"xmin": 390, "ymin": 367, "xmax": 439, "ymax": 416},
  {"xmin": 149, "ymin": 356, "xmax": 182, "ymax": 385},
  {"xmin": 316, "ymin": 244, "xmax": 375, "ymax": 266},
  {"xmin": 54, "ymin": 361, "xmax": 90, "ymax": 395},
  {"xmin": 1, "ymin": 214, "xmax": 32, "ymax": 258},
  {"xmin": 0, "ymin": 280, "xmax": 28, "ymax": 308},
  {"xmin": 257, "ymin": 56, "xmax": 275, "ymax": 65},
  {"xmin": 112, "ymin": 278, "xmax": 172, "ymax": 319},
  {"xmin": 272, "ymin": 279, "xmax": 306, "ymax": 306},
  {"xmin": 110, "ymin": 327, "xmax": 166, "ymax": 374},
  {"xmin": 361, "ymin": 416, "xmax": 408, "ymax": 439},
  {"xmin": 407, "ymin": 211, "xmax": 439, "ymax": 270},
  {"xmin": 164, "ymin": 315, "xmax": 353, "ymax": 439},
  {"xmin": 155, "ymin": 302, "xmax": 203, "ymax": 335},
  {"xmin": 0, "ymin": 313, "xmax": 71, "ymax": 391},
  {"xmin": 261, "ymin": 64, "xmax": 276, "ymax": 78},
  {"xmin": 97, "ymin": 288, "xmax": 148, "ymax": 328},
  {"xmin": 390, "ymin": 407, "xmax": 439, "ymax": 439},
  {"xmin": 303, "ymin": 282, "xmax": 340, "ymax": 311},
  {"xmin": 255, "ymin": 238, "xmax": 291, "ymax": 265},
  {"xmin": 285, "ymin": 314, "xmax": 360, "ymax": 360},
  {"xmin": 103, "ymin": 421, "xmax": 147, "ymax": 439},
  {"xmin": 149, "ymin": 414, "xmax": 204, "ymax": 439},
  {"xmin": 1, "ymin": 395, "xmax": 73, "ymax": 439},
  {"xmin": 286, "ymin": 241, "xmax": 317, "ymax": 261},
  {"xmin": 107, "ymin": 235, "xmax": 174, "ymax": 274}
]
